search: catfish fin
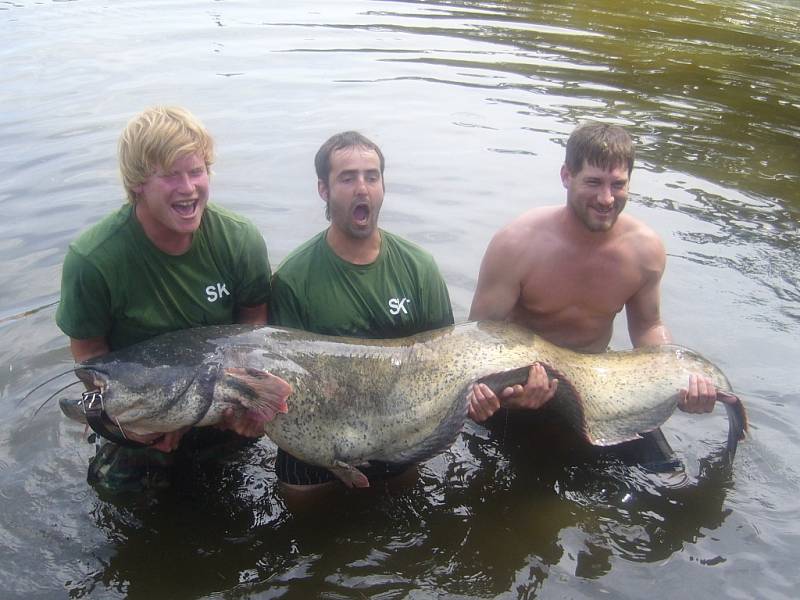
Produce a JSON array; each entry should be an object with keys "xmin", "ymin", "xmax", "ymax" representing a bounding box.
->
[
  {"xmin": 476, "ymin": 363, "xmax": 590, "ymax": 442},
  {"xmin": 222, "ymin": 367, "xmax": 292, "ymax": 423},
  {"xmin": 717, "ymin": 390, "xmax": 749, "ymax": 462},
  {"xmin": 330, "ymin": 460, "xmax": 370, "ymax": 488}
]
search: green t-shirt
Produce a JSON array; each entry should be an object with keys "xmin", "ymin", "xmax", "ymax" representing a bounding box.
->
[
  {"xmin": 56, "ymin": 203, "xmax": 271, "ymax": 350},
  {"xmin": 270, "ymin": 229, "xmax": 453, "ymax": 338}
]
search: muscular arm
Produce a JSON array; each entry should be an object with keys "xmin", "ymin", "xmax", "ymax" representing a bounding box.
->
[
  {"xmin": 469, "ymin": 234, "xmax": 522, "ymax": 321},
  {"xmin": 625, "ymin": 234, "xmax": 717, "ymax": 414},
  {"xmin": 468, "ymin": 224, "xmax": 557, "ymax": 421},
  {"xmin": 625, "ymin": 235, "xmax": 672, "ymax": 348},
  {"xmin": 625, "ymin": 274, "xmax": 673, "ymax": 348}
]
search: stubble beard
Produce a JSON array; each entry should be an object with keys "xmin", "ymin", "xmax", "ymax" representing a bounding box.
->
[
  {"xmin": 329, "ymin": 201, "xmax": 380, "ymax": 240},
  {"xmin": 570, "ymin": 198, "xmax": 620, "ymax": 234}
]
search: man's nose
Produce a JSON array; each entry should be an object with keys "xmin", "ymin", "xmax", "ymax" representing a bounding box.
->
[
  {"xmin": 176, "ymin": 172, "xmax": 194, "ymax": 193},
  {"xmin": 597, "ymin": 185, "xmax": 614, "ymax": 204}
]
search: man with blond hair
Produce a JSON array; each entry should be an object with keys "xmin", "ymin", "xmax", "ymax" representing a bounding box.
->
[
  {"xmin": 468, "ymin": 122, "xmax": 719, "ymax": 453},
  {"xmin": 57, "ymin": 106, "xmax": 279, "ymax": 491}
]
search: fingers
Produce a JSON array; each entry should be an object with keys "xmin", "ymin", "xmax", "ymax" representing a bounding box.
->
[
  {"xmin": 470, "ymin": 364, "xmax": 559, "ymax": 423},
  {"xmin": 678, "ymin": 374, "xmax": 717, "ymax": 414},
  {"xmin": 468, "ymin": 383, "xmax": 500, "ymax": 423},
  {"xmin": 502, "ymin": 363, "xmax": 557, "ymax": 410}
]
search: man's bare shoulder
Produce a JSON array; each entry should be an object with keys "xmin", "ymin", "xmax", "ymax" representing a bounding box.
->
[
  {"xmin": 618, "ymin": 212, "xmax": 663, "ymax": 241},
  {"xmin": 508, "ymin": 205, "xmax": 562, "ymax": 228},
  {"xmin": 489, "ymin": 206, "xmax": 562, "ymax": 248},
  {"xmin": 615, "ymin": 214, "xmax": 666, "ymax": 267}
]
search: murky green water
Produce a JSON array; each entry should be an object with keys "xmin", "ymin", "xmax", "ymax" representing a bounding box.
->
[{"xmin": 1, "ymin": 1, "xmax": 798, "ymax": 598}]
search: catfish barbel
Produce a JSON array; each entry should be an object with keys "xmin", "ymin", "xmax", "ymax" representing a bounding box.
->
[{"xmin": 56, "ymin": 321, "xmax": 747, "ymax": 487}]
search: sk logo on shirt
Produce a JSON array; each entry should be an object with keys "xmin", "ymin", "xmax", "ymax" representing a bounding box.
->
[
  {"xmin": 206, "ymin": 282, "xmax": 231, "ymax": 302},
  {"xmin": 388, "ymin": 297, "xmax": 411, "ymax": 316}
]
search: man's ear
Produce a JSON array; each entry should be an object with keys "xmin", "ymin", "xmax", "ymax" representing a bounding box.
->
[
  {"xmin": 317, "ymin": 179, "xmax": 329, "ymax": 201},
  {"xmin": 559, "ymin": 164, "xmax": 571, "ymax": 189}
]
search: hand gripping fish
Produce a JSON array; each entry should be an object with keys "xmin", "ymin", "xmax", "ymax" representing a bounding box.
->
[{"xmin": 56, "ymin": 321, "xmax": 748, "ymax": 487}]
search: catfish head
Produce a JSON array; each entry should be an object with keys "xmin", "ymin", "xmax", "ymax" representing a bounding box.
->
[{"xmin": 59, "ymin": 357, "xmax": 222, "ymax": 436}]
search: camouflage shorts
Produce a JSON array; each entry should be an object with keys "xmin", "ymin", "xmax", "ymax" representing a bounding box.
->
[{"xmin": 87, "ymin": 428, "xmax": 253, "ymax": 494}]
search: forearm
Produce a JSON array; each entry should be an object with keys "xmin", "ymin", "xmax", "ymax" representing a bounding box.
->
[
  {"xmin": 69, "ymin": 336, "xmax": 110, "ymax": 363},
  {"xmin": 630, "ymin": 323, "xmax": 673, "ymax": 348}
]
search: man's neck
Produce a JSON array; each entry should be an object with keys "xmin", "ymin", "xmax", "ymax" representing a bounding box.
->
[
  {"xmin": 325, "ymin": 227, "xmax": 381, "ymax": 265},
  {"xmin": 560, "ymin": 206, "xmax": 618, "ymax": 248},
  {"xmin": 134, "ymin": 204, "xmax": 193, "ymax": 255}
]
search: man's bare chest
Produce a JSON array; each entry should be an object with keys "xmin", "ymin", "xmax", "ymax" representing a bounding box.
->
[{"xmin": 519, "ymin": 252, "xmax": 641, "ymax": 315}]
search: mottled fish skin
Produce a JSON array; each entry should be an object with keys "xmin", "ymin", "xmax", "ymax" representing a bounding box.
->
[{"xmin": 58, "ymin": 321, "xmax": 748, "ymax": 475}]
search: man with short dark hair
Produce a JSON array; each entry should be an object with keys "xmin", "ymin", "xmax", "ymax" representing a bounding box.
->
[
  {"xmin": 468, "ymin": 121, "xmax": 719, "ymax": 424},
  {"xmin": 270, "ymin": 131, "xmax": 453, "ymax": 493}
]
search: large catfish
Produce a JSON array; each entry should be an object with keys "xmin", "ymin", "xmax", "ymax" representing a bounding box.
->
[{"xmin": 58, "ymin": 321, "xmax": 747, "ymax": 487}]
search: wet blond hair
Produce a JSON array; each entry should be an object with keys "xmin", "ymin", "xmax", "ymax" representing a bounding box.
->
[
  {"xmin": 565, "ymin": 121, "xmax": 634, "ymax": 176},
  {"xmin": 118, "ymin": 106, "xmax": 215, "ymax": 203}
]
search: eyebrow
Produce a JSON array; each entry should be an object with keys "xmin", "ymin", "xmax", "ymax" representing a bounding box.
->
[
  {"xmin": 584, "ymin": 174, "xmax": 627, "ymax": 183},
  {"xmin": 338, "ymin": 168, "xmax": 381, "ymax": 177}
]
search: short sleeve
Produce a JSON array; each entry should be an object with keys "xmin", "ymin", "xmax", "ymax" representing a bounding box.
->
[
  {"xmin": 235, "ymin": 222, "xmax": 272, "ymax": 308},
  {"xmin": 269, "ymin": 272, "xmax": 307, "ymax": 329},
  {"xmin": 55, "ymin": 249, "xmax": 112, "ymax": 340},
  {"xmin": 423, "ymin": 261, "xmax": 454, "ymax": 330}
]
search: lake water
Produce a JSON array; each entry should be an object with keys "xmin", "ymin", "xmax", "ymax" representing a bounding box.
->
[{"xmin": 1, "ymin": 0, "xmax": 799, "ymax": 598}]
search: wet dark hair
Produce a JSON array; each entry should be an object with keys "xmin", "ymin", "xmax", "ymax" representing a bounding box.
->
[
  {"xmin": 564, "ymin": 121, "xmax": 634, "ymax": 176},
  {"xmin": 315, "ymin": 131, "xmax": 385, "ymax": 219},
  {"xmin": 314, "ymin": 131, "xmax": 385, "ymax": 184}
]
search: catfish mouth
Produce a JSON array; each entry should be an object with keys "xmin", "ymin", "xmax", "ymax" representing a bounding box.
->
[
  {"xmin": 55, "ymin": 367, "xmax": 106, "ymax": 425},
  {"xmin": 56, "ymin": 367, "xmax": 108, "ymax": 425},
  {"xmin": 59, "ymin": 395, "xmax": 89, "ymax": 424},
  {"xmin": 75, "ymin": 366, "xmax": 107, "ymax": 390}
]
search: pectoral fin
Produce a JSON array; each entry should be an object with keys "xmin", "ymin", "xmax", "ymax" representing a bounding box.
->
[
  {"xmin": 222, "ymin": 367, "xmax": 292, "ymax": 423},
  {"xmin": 330, "ymin": 460, "xmax": 370, "ymax": 488}
]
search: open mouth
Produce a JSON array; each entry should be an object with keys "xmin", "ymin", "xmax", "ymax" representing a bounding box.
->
[
  {"xmin": 172, "ymin": 199, "xmax": 198, "ymax": 217},
  {"xmin": 352, "ymin": 203, "xmax": 370, "ymax": 225},
  {"xmin": 592, "ymin": 204, "xmax": 615, "ymax": 217}
]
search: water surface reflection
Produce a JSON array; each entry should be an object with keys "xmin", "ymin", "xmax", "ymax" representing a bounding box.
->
[{"xmin": 1, "ymin": 0, "xmax": 798, "ymax": 598}]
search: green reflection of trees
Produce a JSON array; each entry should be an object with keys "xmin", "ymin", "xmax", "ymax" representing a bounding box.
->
[{"xmin": 381, "ymin": 0, "xmax": 799, "ymax": 208}]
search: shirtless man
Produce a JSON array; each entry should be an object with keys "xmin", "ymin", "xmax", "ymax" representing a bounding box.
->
[{"xmin": 468, "ymin": 121, "xmax": 718, "ymax": 422}]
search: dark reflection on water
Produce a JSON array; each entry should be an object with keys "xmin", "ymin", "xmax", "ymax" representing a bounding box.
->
[
  {"xmin": 378, "ymin": 0, "xmax": 800, "ymax": 204},
  {"xmin": 58, "ymin": 419, "xmax": 737, "ymax": 599}
]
